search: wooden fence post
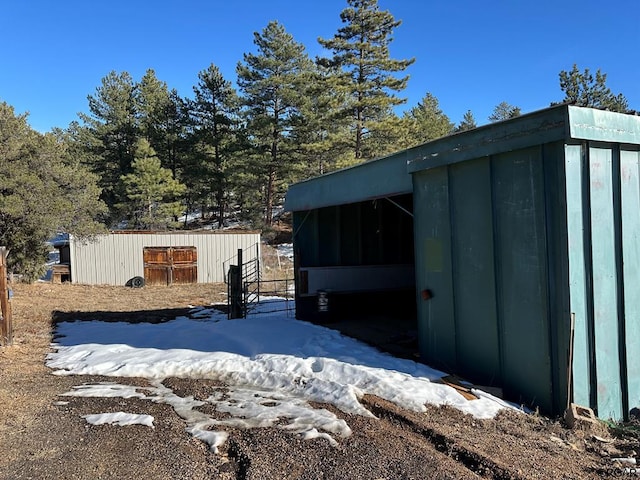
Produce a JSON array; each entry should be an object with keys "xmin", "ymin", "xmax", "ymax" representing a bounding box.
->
[{"xmin": 0, "ymin": 247, "xmax": 13, "ymax": 346}]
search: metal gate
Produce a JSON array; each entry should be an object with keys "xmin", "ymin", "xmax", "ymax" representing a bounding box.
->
[
  {"xmin": 143, "ymin": 246, "xmax": 197, "ymax": 285},
  {"xmin": 225, "ymin": 245, "xmax": 294, "ymax": 319}
]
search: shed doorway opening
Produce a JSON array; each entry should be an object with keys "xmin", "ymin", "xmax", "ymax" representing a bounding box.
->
[
  {"xmin": 292, "ymin": 193, "xmax": 417, "ymax": 358},
  {"xmin": 143, "ymin": 246, "xmax": 197, "ymax": 285}
]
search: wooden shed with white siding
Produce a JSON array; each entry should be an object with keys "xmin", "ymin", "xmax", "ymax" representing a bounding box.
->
[{"xmin": 57, "ymin": 230, "xmax": 260, "ymax": 286}]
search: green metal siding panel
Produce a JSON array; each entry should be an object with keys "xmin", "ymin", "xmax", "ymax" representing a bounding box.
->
[
  {"xmin": 542, "ymin": 142, "xmax": 571, "ymax": 415},
  {"xmin": 449, "ymin": 158, "xmax": 501, "ymax": 384},
  {"xmin": 339, "ymin": 203, "xmax": 362, "ymax": 265},
  {"xmin": 492, "ymin": 147, "xmax": 553, "ymax": 411},
  {"xmin": 621, "ymin": 150, "xmax": 640, "ymax": 414},
  {"xmin": 413, "ymin": 167, "xmax": 457, "ymax": 371},
  {"xmin": 318, "ymin": 206, "xmax": 340, "ymax": 265},
  {"xmin": 293, "ymin": 210, "xmax": 319, "ymax": 267},
  {"xmin": 407, "ymin": 106, "xmax": 568, "ymax": 174},
  {"xmin": 565, "ymin": 144, "xmax": 591, "ymax": 408},
  {"xmin": 284, "ymin": 151, "xmax": 412, "ymax": 212},
  {"xmin": 589, "ymin": 146, "xmax": 623, "ymax": 419},
  {"xmin": 568, "ymin": 106, "xmax": 640, "ymax": 144}
]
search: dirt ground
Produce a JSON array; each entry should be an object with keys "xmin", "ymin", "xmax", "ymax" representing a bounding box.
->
[{"xmin": 1, "ymin": 282, "xmax": 639, "ymax": 479}]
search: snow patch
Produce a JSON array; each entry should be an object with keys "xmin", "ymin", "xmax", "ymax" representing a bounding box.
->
[
  {"xmin": 82, "ymin": 412, "xmax": 155, "ymax": 428},
  {"xmin": 49, "ymin": 298, "xmax": 519, "ymax": 452}
]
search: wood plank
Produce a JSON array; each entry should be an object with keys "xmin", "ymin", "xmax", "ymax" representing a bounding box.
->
[
  {"xmin": 143, "ymin": 246, "xmax": 197, "ymax": 285},
  {"xmin": 172, "ymin": 247, "xmax": 197, "ymax": 264},
  {"xmin": 143, "ymin": 247, "xmax": 171, "ymax": 264},
  {"xmin": 172, "ymin": 266, "xmax": 197, "ymax": 284},
  {"xmin": 0, "ymin": 247, "xmax": 13, "ymax": 346},
  {"xmin": 144, "ymin": 265, "xmax": 170, "ymax": 286},
  {"xmin": 437, "ymin": 375, "xmax": 478, "ymax": 401}
]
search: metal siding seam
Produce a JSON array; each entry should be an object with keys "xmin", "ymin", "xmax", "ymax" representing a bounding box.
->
[
  {"xmin": 200, "ymin": 235, "xmax": 207, "ymax": 283},
  {"xmin": 448, "ymin": 164, "xmax": 460, "ymax": 372},
  {"xmin": 111, "ymin": 234, "xmax": 119, "ymax": 284},
  {"xmin": 449, "ymin": 162, "xmax": 484, "ymax": 379},
  {"xmin": 92, "ymin": 236, "xmax": 101, "ymax": 284},
  {"xmin": 491, "ymin": 147, "xmax": 551, "ymax": 411},
  {"xmin": 69, "ymin": 235, "xmax": 76, "ymax": 283},
  {"xmin": 212, "ymin": 236, "xmax": 219, "ymax": 283},
  {"xmin": 101, "ymin": 235, "xmax": 109, "ymax": 283},
  {"xmin": 582, "ymin": 143, "xmax": 598, "ymax": 413},
  {"xmin": 90, "ymin": 236, "xmax": 97, "ymax": 284},
  {"xmin": 565, "ymin": 144, "xmax": 590, "ymax": 408},
  {"xmin": 621, "ymin": 149, "xmax": 640, "ymax": 419},
  {"xmin": 613, "ymin": 145, "xmax": 629, "ymax": 420},
  {"xmin": 119, "ymin": 234, "xmax": 127, "ymax": 284},
  {"xmin": 102, "ymin": 235, "xmax": 109, "ymax": 284},
  {"xmin": 488, "ymin": 155, "xmax": 506, "ymax": 389},
  {"xmin": 135, "ymin": 234, "xmax": 145, "ymax": 282},
  {"xmin": 117, "ymin": 234, "xmax": 124, "ymax": 285},
  {"xmin": 541, "ymin": 143, "xmax": 562, "ymax": 414},
  {"xmin": 75, "ymin": 238, "xmax": 84, "ymax": 284},
  {"xmin": 196, "ymin": 235, "xmax": 203, "ymax": 283},
  {"xmin": 589, "ymin": 144, "xmax": 623, "ymax": 419}
]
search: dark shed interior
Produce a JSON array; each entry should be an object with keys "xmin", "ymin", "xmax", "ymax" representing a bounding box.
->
[{"xmin": 293, "ymin": 193, "xmax": 418, "ymax": 358}]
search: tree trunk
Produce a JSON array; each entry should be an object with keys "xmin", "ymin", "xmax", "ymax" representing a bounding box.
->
[
  {"xmin": 265, "ymin": 121, "xmax": 279, "ymax": 227},
  {"xmin": 265, "ymin": 166, "xmax": 275, "ymax": 227},
  {"xmin": 0, "ymin": 247, "xmax": 13, "ymax": 346},
  {"xmin": 217, "ymin": 190, "xmax": 224, "ymax": 229}
]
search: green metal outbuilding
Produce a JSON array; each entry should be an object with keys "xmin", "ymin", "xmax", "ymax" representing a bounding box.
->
[{"xmin": 285, "ymin": 104, "xmax": 640, "ymax": 419}]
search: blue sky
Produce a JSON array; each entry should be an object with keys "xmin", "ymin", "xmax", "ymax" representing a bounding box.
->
[{"xmin": 2, "ymin": 0, "xmax": 639, "ymax": 133}]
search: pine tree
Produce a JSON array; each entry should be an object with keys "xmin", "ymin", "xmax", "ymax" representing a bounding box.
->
[
  {"xmin": 51, "ymin": 128, "xmax": 109, "ymax": 235},
  {"xmin": 78, "ymin": 71, "xmax": 195, "ymax": 227},
  {"xmin": 455, "ymin": 110, "xmax": 477, "ymax": 132},
  {"xmin": 292, "ymin": 63, "xmax": 352, "ymax": 176},
  {"xmin": 119, "ymin": 139, "xmax": 186, "ymax": 230},
  {"xmin": 237, "ymin": 21, "xmax": 313, "ymax": 226},
  {"xmin": 488, "ymin": 102, "xmax": 521, "ymax": 122},
  {"xmin": 190, "ymin": 63, "xmax": 241, "ymax": 227},
  {"xmin": 556, "ymin": 64, "xmax": 629, "ymax": 112},
  {"xmin": 0, "ymin": 102, "xmax": 106, "ymax": 281},
  {"xmin": 136, "ymin": 69, "xmax": 173, "ymax": 169},
  {"xmin": 400, "ymin": 92, "xmax": 453, "ymax": 148},
  {"xmin": 163, "ymin": 89, "xmax": 193, "ymax": 188},
  {"xmin": 318, "ymin": 0, "xmax": 414, "ymax": 161},
  {"xmin": 79, "ymin": 71, "xmax": 139, "ymax": 220}
]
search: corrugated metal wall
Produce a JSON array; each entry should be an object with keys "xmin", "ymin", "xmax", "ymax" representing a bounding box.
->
[
  {"xmin": 566, "ymin": 143, "xmax": 640, "ymax": 420},
  {"xmin": 69, "ymin": 232, "xmax": 260, "ymax": 285},
  {"xmin": 412, "ymin": 144, "xmax": 566, "ymax": 414},
  {"xmin": 413, "ymin": 138, "xmax": 640, "ymax": 418}
]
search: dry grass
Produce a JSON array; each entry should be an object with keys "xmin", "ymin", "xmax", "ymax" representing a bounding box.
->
[
  {"xmin": 260, "ymin": 243, "xmax": 294, "ymax": 283},
  {"xmin": 0, "ymin": 282, "xmax": 228, "ymax": 443}
]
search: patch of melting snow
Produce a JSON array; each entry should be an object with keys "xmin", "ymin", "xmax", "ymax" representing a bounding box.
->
[
  {"xmin": 49, "ymin": 299, "xmax": 519, "ymax": 452},
  {"xmin": 82, "ymin": 411, "xmax": 155, "ymax": 428},
  {"xmin": 62, "ymin": 380, "xmax": 349, "ymax": 452}
]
